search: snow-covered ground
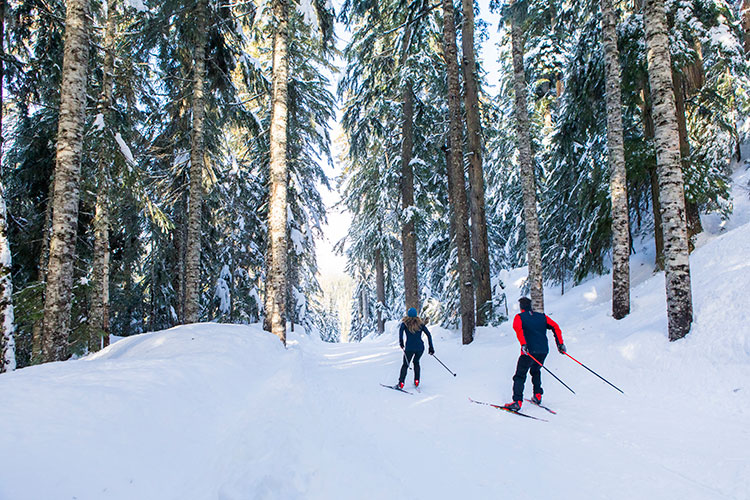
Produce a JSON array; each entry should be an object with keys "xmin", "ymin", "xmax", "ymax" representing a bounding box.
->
[{"xmin": 2, "ymin": 168, "xmax": 750, "ymax": 500}]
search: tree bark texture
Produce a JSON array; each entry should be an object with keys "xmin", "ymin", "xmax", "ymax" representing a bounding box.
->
[
  {"xmin": 461, "ymin": 0, "xmax": 492, "ymax": 325},
  {"xmin": 0, "ymin": 0, "xmax": 15, "ymax": 371},
  {"xmin": 644, "ymin": 0, "xmax": 693, "ymax": 341},
  {"xmin": 510, "ymin": 5, "xmax": 544, "ymax": 312},
  {"xmin": 442, "ymin": 0, "xmax": 475, "ymax": 344},
  {"xmin": 601, "ymin": 0, "xmax": 631, "ymax": 320},
  {"xmin": 264, "ymin": 0, "xmax": 291, "ymax": 345},
  {"xmin": 183, "ymin": 0, "xmax": 208, "ymax": 324},
  {"xmin": 0, "ymin": 185, "xmax": 15, "ymax": 372},
  {"xmin": 400, "ymin": 84, "xmax": 419, "ymax": 312},
  {"xmin": 375, "ymin": 249, "xmax": 385, "ymax": 334},
  {"xmin": 40, "ymin": 0, "xmax": 91, "ymax": 362},
  {"xmin": 90, "ymin": 0, "xmax": 118, "ymax": 352}
]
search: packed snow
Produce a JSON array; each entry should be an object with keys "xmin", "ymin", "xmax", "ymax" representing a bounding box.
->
[{"xmin": 2, "ymin": 174, "xmax": 750, "ymax": 499}]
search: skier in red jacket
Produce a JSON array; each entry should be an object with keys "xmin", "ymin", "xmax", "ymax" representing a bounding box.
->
[{"xmin": 503, "ymin": 297, "xmax": 565, "ymax": 411}]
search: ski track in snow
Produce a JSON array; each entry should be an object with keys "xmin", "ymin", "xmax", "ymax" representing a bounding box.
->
[{"xmin": 2, "ymin": 176, "xmax": 750, "ymax": 499}]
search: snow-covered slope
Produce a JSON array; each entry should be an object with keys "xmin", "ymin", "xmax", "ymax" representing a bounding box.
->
[{"xmin": 2, "ymin": 170, "xmax": 750, "ymax": 500}]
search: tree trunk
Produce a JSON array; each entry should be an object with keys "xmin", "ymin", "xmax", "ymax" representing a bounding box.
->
[
  {"xmin": 639, "ymin": 81, "xmax": 665, "ymax": 269},
  {"xmin": 31, "ymin": 179, "xmax": 54, "ymax": 363},
  {"xmin": 264, "ymin": 0, "xmax": 291, "ymax": 345},
  {"xmin": 510, "ymin": 2, "xmax": 544, "ymax": 312},
  {"xmin": 375, "ymin": 249, "xmax": 385, "ymax": 334},
  {"xmin": 671, "ymin": 68, "xmax": 702, "ymax": 244},
  {"xmin": 0, "ymin": 186, "xmax": 14, "ymax": 373},
  {"xmin": 741, "ymin": 0, "xmax": 750, "ymax": 53},
  {"xmin": 442, "ymin": 0, "xmax": 475, "ymax": 344},
  {"xmin": 601, "ymin": 0, "xmax": 631, "ymax": 320},
  {"xmin": 183, "ymin": 0, "xmax": 208, "ymax": 324},
  {"xmin": 89, "ymin": 0, "xmax": 118, "ymax": 352},
  {"xmin": 40, "ymin": 0, "xmax": 91, "ymax": 362},
  {"xmin": 400, "ymin": 84, "xmax": 419, "ymax": 312},
  {"xmin": 0, "ymin": 0, "xmax": 16, "ymax": 372},
  {"xmin": 644, "ymin": 0, "xmax": 693, "ymax": 341},
  {"xmin": 461, "ymin": 0, "xmax": 492, "ymax": 325},
  {"xmin": 400, "ymin": 23, "xmax": 419, "ymax": 313}
]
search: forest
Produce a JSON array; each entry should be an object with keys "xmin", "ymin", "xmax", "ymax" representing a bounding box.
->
[{"xmin": 1, "ymin": 0, "xmax": 748, "ymax": 372}]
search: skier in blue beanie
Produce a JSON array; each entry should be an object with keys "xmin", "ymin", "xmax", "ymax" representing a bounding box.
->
[{"xmin": 397, "ymin": 307, "xmax": 435, "ymax": 389}]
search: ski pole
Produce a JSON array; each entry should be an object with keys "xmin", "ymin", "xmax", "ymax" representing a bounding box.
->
[
  {"xmin": 431, "ymin": 353, "xmax": 457, "ymax": 377},
  {"xmin": 526, "ymin": 352, "xmax": 575, "ymax": 394},
  {"xmin": 564, "ymin": 352, "xmax": 624, "ymax": 394},
  {"xmin": 401, "ymin": 347, "xmax": 413, "ymax": 372}
]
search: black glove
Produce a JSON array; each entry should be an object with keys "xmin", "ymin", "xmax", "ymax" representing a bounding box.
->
[
  {"xmin": 558, "ymin": 343, "xmax": 566, "ymax": 354},
  {"xmin": 400, "ymin": 341, "xmax": 404, "ymax": 349},
  {"xmin": 429, "ymin": 347, "xmax": 435, "ymax": 355},
  {"xmin": 521, "ymin": 344, "xmax": 529, "ymax": 355}
]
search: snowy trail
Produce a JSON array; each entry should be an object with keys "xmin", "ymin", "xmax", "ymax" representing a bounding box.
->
[{"xmin": 0, "ymin": 316, "xmax": 748, "ymax": 500}]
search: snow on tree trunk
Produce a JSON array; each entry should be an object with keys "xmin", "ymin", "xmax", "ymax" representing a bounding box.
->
[
  {"xmin": 375, "ymin": 249, "xmax": 385, "ymax": 334},
  {"xmin": 601, "ymin": 0, "xmax": 631, "ymax": 320},
  {"xmin": 644, "ymin": 0, "xmax": 693, "ymax": 341},
  {"xmin": 183, "ymin": 0, "xmax": 208, "ymax": 325},
  {"xmin": 400, "ymin": 24, "xmax": 419, "ymax": 313},
  {"xmin": 264, "ymin": 0, "xmax": 291, "ymax": 345},
  {"xmin": 0, "ymin": 0, "xmax": 15, "ymax": 373},
  {"xmin": 442, "ymin": 0, "xmax": 475, "ymax": 345},
  {"xmin": 461, "ymin": 0, "xmax": 492, "ymax": 326},
  {"xmin": 90, "ymin": 0, "xmax": 118, "ymax": 352},
  {"xmin": 40, "ymin": 0, "xmax": 91, "ymax": 362},
  {"xmin": 510, "ymin": 4, "xmax": 544, "ymax": 312}
]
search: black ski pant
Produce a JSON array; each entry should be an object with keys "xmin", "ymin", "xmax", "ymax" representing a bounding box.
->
[
  {"xmin": 399, "ymin": 350, "xmax": 423, "ymax": 384},
  {"xmin": 512, "ymin": 352, "xmax": 547, "ymax": 402}
]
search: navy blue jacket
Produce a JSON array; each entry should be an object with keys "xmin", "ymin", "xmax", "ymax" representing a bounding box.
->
[
  {"xmin": 512, "ymin": 310, "xmax": 563, "ymax": 354},
  {"xmin": 399, "ymin": 322, "xmax": 434, "ymax": 352}
]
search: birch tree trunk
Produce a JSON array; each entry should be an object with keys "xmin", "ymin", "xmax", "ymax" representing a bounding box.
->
[
  {"xmin": 461, "ymin": 0, "xmax": 492, "ymax": 325},
  {"xmin": 0, "ymin": 0, "xmax": 15, "ymax": 371},
  {"xmin": 510, "ymin": 2, "xmax": 544, "ymax": 312},
  {"xmin": 0, "ymin": 185, "xmax": 14, "ymax": 373},
  {"xmin": 601, "ymin": 0, "xmax": 630, "ymax": 320},
  {"xmin": 400, "ymin": 24, "xmax": 419, "ymax": 312},
  {"xmin": 183, "ymin": 0, "xmax": 208, "ymax": 324},
  {"xmin": 90, "ymin": 0, "xmax": 118, "ymax": 351},
  {"xmin": 644, "ymin": 0, "xmax": 693, "ymax": 340},
  {"xmin": 375, "ymin": 249, "xmax": 385, "ymax": 334},
  {"xmin": 40, "ymin": 0, "xmax": 91, "ymax": 362},
  {"xmin": 264, "ymin": 0, "xmax": 291, "ymax": 345},
  {"xmin": 442, "ymin": 0, "xmax": 475, "ymax": 344}
]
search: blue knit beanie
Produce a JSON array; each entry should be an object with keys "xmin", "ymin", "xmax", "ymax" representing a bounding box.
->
[{"xmin": 407, "ymin": 307, "xmax": 418, "ymax": 318}]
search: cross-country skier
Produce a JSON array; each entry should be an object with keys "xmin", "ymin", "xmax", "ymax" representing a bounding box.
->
[
  {"xmin": 397, "ymin": 307, "xmax": 435, "ymax": 389},
  {"xmin": 503, "ymin": 297, "xmax": 566, "ymax": 411}
]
